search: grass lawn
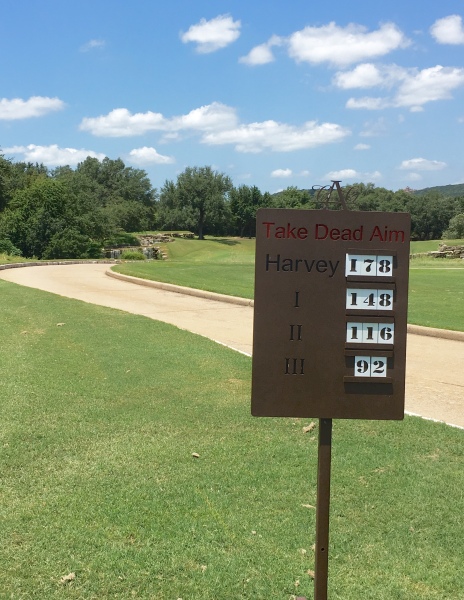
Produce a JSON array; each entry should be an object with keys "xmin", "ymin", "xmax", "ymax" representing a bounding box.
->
[
  {"xmin": 0, "ymin": 253, "xmax": 33, "ymax": 264},
  {"xmin": 409, "ymin": 239, "xmax": 463, "ymax": 253},
  {"xmin": 114, "ymin": 238, "xmax": 256, "ymax": 299},
  {"xmin": 1, "ymin": 280, "xmax": 463, "ymax": 599},
  {"xmin": 114, "ymin": 237, "xmax": 464, "ymax": 331},
  {"xmin": 408, "ymin": 266, "xmax": 464, "ymax": 329}
]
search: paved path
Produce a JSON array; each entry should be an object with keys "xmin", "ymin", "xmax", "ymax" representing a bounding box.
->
[{"xmin": 1, "ymin": 263, "xmax": 463, "ymax": 429}]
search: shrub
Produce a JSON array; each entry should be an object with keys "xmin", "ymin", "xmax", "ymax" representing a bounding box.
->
[
  {"xmin": 120, "ymin": 250, "xmax": 145, "ymax": 260},
  {"xmin": 442, "ymin": 213, "xmax": 464, "ymax": 239},
  {"xmin": 42, "ymin": 229, "xmax": 94, "ymax": 260},
  {"xmin": 84, "ymin": 242, "xmax": 104, "ymax": 259},
  {"xmin": 41, "ymin": 228, "xmax": 103, "ymax": 260},
  {"xmin": 0, "ymin": 238, "xmax": 22, "ymax": 256},
  {"xmin": 104, "ymin": 232, "xmax": 140, "ymax": 247}
]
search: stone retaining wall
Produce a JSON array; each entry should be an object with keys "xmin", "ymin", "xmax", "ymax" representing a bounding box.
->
[
  {"xmin": 0, "ymin": 260, "xmax": 120, "ymax": 270},
  {"xmin": 411, "ymin": 244, "xmax": 464, "ymax": 259}
]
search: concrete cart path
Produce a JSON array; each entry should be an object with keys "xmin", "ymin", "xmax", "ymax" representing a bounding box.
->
[{"xmin": 1, "ymin": 263, "xmax": 463, "ymax": 429}]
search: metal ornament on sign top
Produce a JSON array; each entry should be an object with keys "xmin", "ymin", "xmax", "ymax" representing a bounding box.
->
[{"xmin": 311, "ymin": 180, "xmax": 359, "ymax": 210}]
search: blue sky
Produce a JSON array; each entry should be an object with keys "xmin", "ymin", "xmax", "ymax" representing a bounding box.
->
[{"xmin": 1, "ymin": 0, "xmax": 464, "ymax": 193}]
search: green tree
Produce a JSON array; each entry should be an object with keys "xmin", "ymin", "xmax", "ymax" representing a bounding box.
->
[
  {"xmin": 230, "ymin": 185, "xmax": 264, "ymax": 237},
  {"xmin": 73, "ymin": 157, "xmax": 157, "ymax": 230},
  {"xmin": 0, "ymin": 156, "xmax": 50, "ymax": 212},
  {"xmin": 0, "ymin": 155, "xmax": 160, "ymax": 259},
  {"xmin": 349, "ymin": 183, "xmax": 396, "ymax": 211},
  {"xmin": 272, "ymin": 186, "xmax": 315, "ymax": 209},
  {"xmin": 175, "ymin": 166, "xmax": 233, "ymax": 239},
  {"xmin": 404, "ymin": 193, "xmax": 456, "ymax": 240},
  {"xmin": 103, "ymin": 200, "xmax": 152, "ymax": 232},
  {"xmin": 158, "ymin": 180, "xmax": 196, "ymax": 232},
  {"xmin": 8, "ymin": 161, "xmax": 49, "ymax": 195},
  {"xmin": 443, "ymin": 213, "xmax": 464, "ymax": 239},
  {"xmin": 0, "ymin": 154, "xmax": 13, "ymax": 212},
  {"xmin": 42, "ymin": 228, "xmax": 98, "ymax": 260},
  {"xmin": 2, "ymin": 178, "xmax": 69, "ymax": 257},
  {"xmin": 75, "ymin": 157, "xmax": 155, "ymax": 207},
  {"xmin": 0, "ymin": 237, "xmax": 21, "ymax": 256}
]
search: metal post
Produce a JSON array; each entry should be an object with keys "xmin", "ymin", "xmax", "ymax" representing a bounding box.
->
[{"xmin": 314, "ymin": 418, "xmax": 333, "ymax": 600}]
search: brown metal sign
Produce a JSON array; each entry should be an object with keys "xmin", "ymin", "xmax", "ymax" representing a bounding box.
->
[{"xmin": 251, "ymin": 208, "xmax": 411, "ymax": 420}]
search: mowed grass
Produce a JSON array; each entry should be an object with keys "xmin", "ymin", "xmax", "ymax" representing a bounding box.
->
[
  {"xmin": 408, "ymin": 267, "xmax": 464, "ymax": 329},
  {"xmin": 114, "ymin": 238, "xmax": 256, "ymax": 299},
  {"xmin": 114, "ymin": 237, "xmax": 464, "ymax": 331},
  {"xmin": 0, "ymin": 253, "xmax": 34, "ymax": 264},
  {"xmin": 408, "ymin": 241, "xmax": 464, "ymax": 330},
  {"xmin": 410, "ymin": 239, "xmax": 463, "ymax": 253},
  {"xmin": 1, "ymin": 281, "xmax": 463, "ymax": 599}
]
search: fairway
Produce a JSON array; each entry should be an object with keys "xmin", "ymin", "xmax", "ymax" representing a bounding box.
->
[
  {"xmin": 114, "ymin": 237, "xmax": 464, "ymax": 331},
  {"xmin": 1, "ymin": 279, "xmax": 463, "ymax": 599},
  {"xmin": 114, "ymin": 238, "xmax": 256, "ymax": 299},
  {"xmin": 408, "ymin": 268, "xmax": 464, "ymax": 330}
]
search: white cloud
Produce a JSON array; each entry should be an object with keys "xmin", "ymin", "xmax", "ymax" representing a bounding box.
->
[
  {"xmin": 393, "ymin": 65, "xmax": 464, "ymax": 109},
  {"xmin": 345, "ymin": 65, "xmax": 464, "ymax": 111},
  {"xmin": 239, "ymin": 35, "xmax": 283, "ymax": 66},
  {"xmin": 399, "ymin": 158, "xmax": 447, "ymax": 171},
  {"xmin": 325, "ymin": 169, "xmax": 359, "ymax": 180},
  {"xmin": 0, "ymin": 96, "xmax": 65, "ymax": 120},
  {"xmin": 81, "ymin": 102, "xmax": 349, "ymax": 154},
  {"xmin": 354, "ymin": 143, "xmax": 370, "ymax": 150},
  {"xmin": 170, "ymin": 103, "xmax": 239, "ymax": 132},
  {"xmin": 405, "ymin": 172, "xmax": 423, "ymax": 182},
  {"xmin": 333, "ymin": 63, "xmax": 407, "ymax": 89},
  {"xmin": 346, "ymin": 97, "xmax": 387, "ymax": 110},
  {"xmin": 180, "ymin": 14, "xmax": 240, "ymax": 53},
  {"xmin": 360, "ymin": 118, "xmax": 387, "ymax": 137},
  {"xmin": 430, "ymin": 15, "xmax": 464, "ymax": 44},
  {"xmin": 271, "ymin": 168, "xmax": 292, "ymax": 178},
  {"xmin": 4, "ymin": 144, "xmax": 105, "ymax": 166},
  {"xmin": 240, "ymin": 43, "xmax": 275, "ymax": 66},
  {"xmin": 201, "ymin": 120, "xmax": 350, "ymax": 153},
  {"xmin": 80, "ymin": 108, "xmax": 166, "ymax": 137},
  {"xmin": 324, "ymin": 168, "xmax": 381, "ymax": 181},
  {"xmin": 334, "ymin": 63, "xmax": 385, "ymax": 89},
  {"xmin": 80, "ymin": 39, "xmax": 106, "ymax": 52},
  {"xmin": 287, "ymin": 22, "xmax": 409, "ymax": 67},
  {"xmin": 128, "ymin": 147, "xmax": 175, "ymax": 165},
  {"xmin": 159, "ymin": 132, "xmax": 180, "ymax": 141},
  {"xmin": 80, "ymin": 102, "xmax": 238, "ymax": 137}
]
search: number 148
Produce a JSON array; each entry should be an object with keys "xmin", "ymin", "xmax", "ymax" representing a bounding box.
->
[{"xmin": 346, "ymin": 289, "xmax": 393, "ymax": 310}]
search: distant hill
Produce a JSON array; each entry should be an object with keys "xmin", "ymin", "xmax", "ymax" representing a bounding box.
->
[
  {"xmin": 413, "ymin": 183, "xmax": 464, "ymax": 197},
  {"xmin": 271, "ymin": 182, "xmax": 464, "ymax": 199}
]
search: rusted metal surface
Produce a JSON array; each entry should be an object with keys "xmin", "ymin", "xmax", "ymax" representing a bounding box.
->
[
  {"xmin": 251, "ymin": 192, "xmax": 411, "ymax": 599},
  {"xmin": 251, "ymin": 207, "xmax": 410, "ymax": 420}
]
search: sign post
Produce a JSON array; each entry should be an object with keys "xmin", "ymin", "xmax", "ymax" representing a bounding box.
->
[
  {"xmin": 251, "ymin": 189, "xmax": 410, "ymax": 598},
  {"xmin": 314, "ymin": 418, "xmax": 332, "ymax": 600}
]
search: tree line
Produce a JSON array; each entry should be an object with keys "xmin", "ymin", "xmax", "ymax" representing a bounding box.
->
[
  {"xmin": 0, "ymin": 155, "xmax": 157, "ymax": 259},
  {"xmin": 0, "ymin": 154, "xmax": 463, "ymax": 260}
]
